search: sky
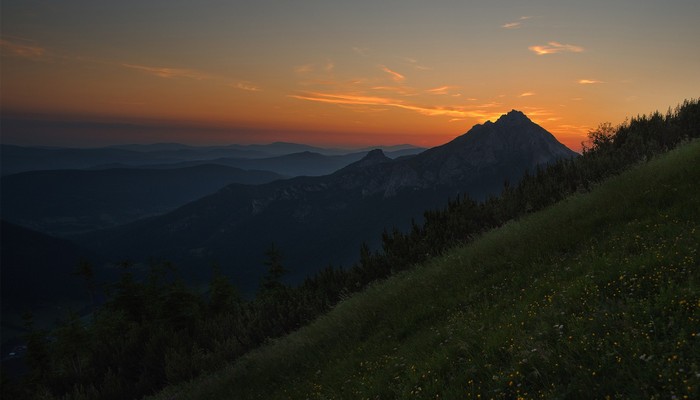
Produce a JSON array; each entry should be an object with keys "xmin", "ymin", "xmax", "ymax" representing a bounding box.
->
[{"xmin": 1, "ymin": 0, "xmax": 699, "ymax": 151}]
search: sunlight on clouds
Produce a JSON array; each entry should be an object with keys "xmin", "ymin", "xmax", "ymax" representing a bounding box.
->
[
  {"xmin": 289, "ymin": 92, "xmax": 398, "ymax": 107},
  {"xmin": 519, "ymin": 92, "xmax": 536, "ymax": 97},
  {"xmin": 233, "ymin": 81, "xmax": 261, "ymax": 92},
  {"xmin": 403, "ymin": 57, "xmax": 432, "ymax": 71},
  {"xmin": 502, "ymin": 22, "xmax": 522, "ymax": 29},
  {"xmin": 426, "ymin": 86, "xmax": 459, "ymax": 95},
  {"xmin": 578, "ymin": 79, "xmax": 604, "ymax": 84},
  {"xmin": 529, "ymin": 42, "xmax": 584, "ymax": 55},
  {"xmin": 371, "ymin": 86, "xmax": 418, "ymax": 96},
  {"xmin": 289, "ymin": 91, "xmax": 503, "ymax": 121},
  {"xmin": 502, "ymin": 16, "xmax": 533, "ymax": 29},
  {"xmin": 380, "ymin": 65, "xmax": 406, "ymax": 82},
  {"xmin": 121, "ymin": 63, "xmax": 212, "ymax": 80},
  {"xmin": 295, "ymin": 64, "xmax": 314, "ymax": 74}
]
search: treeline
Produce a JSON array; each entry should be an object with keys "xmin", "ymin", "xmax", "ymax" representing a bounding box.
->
[{"xmin": 4, "ymin": 99, "xmax": 699, "ymax": 400}]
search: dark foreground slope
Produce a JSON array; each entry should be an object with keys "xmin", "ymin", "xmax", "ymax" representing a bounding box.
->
[{"xmin": 152, "ymin": 140, "xmax": 700, "ymax": 400}]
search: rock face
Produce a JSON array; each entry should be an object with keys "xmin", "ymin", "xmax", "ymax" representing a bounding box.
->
[
  {"xmin": 328, "ymin": 109, "xmax": 577, "ymax": 198},
  {"xmin": 79, "ymin": 110, "xmax": 578, "ymax": 291}
]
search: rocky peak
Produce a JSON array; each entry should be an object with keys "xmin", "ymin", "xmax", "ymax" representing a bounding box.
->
[
  {"xmin": 363, "ymin": 148, "xmax": 388, "ymax": 161},
  {"xmin": 494, "ymin": 109, "xmax": 530, "ymax": 125},
  {"xmin": 339, "ymin": 149, "xmax": 392, "ymax": 172}
]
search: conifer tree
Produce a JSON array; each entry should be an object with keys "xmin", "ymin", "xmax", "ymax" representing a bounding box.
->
[{"xmin": 261, "ymin": 243, "xmax": 287, "ymax": 292}]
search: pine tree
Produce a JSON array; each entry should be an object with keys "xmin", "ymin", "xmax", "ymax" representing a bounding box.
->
[{"xmin": 261, "ymin": 243, "xmax": 287, "ymax": 292}]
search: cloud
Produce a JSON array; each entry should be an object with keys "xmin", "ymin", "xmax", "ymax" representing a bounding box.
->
[
  {"xmin": 519, "ymin": 92, "xmax": 536, "ymax": 97},
  {"xmin": 380, "ymin": 65, "xmax": 405, "ymax": 82},
  {"xmin": 233, "ymin": 81, "xmax": 261, "ymax": 92},
  {"xmin": 578, "ymin": 79, "xmax": 604, "ymax": 84},
  {"xmin": 289, "ymin": 91, "xmax": 501, "ymax": 120},
  {"xmin": 426, "ymin": 85, "xmax": 459, "ymax": 95},
  {"xmin": 502, "ymin": 16, "xmax": 533, "ymax": 29},
  {"xmin": 0, "ymin": 37, "xmax": 46, "ymax": 59},
  {"xmin": 371, "ymin": 86, "xmax": 417, "ymax": 96},
  {"xmin": 403, "ymin": 57, "xmax": 432, "ymax": 71},
  {"xmin": 352, "ymin": 46, "xmax": 369, "ymax": 57},
  {"xmin": 122, "ymin": 63, "xmax": 212, "ymax": 80},
  {"xmin": 502, "ymin": 22, "xmax": 522, "ymax": 29},
  {"xmin": 529, "ymin": 42, "xmax": 584, "ymax": 55},
  {"xmin": 294, "ymin": 64, "xmax": 314, "ymax": 74}
]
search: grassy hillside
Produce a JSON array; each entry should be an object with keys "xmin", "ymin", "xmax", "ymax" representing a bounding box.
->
[{"xmin": 152, "ymin": 139, "xmax": 700, "ymax": 400}]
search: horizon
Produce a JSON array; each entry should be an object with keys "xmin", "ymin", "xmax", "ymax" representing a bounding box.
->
[
  {"xmin": 0, "ymin": 108, "xmax": 546, "ymax": 150},
  {"xmin": 0, "ymin": 109, "xmax": 575, "ymax": 152},
  {"xmin": 2, "ymin": 1, "xmax": 699, "ymax": 152}
]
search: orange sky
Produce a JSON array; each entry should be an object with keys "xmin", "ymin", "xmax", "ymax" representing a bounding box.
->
[{"xmin": 2, "ymin": 1, "xmax": 699, "ymax": 151}]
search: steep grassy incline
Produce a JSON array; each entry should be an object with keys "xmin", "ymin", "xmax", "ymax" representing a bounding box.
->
[{"xmin": 153, "ymin": 140, "xmax": 700, "ymax": 399}]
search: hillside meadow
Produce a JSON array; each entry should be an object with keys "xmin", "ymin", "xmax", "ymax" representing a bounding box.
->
[{"xmin": 152, "ymin": 139, "xmax": 699, "ymax": 400}]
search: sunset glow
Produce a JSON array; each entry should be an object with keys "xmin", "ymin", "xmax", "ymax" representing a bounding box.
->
[{"xmin": 1, "ymin": 1, "xmax": 699, "ymax": 151}]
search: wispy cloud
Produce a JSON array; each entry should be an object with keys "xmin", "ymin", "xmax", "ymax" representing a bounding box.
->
[
  {"xmin": 0, "ymin": 37, "xmax": 46, "ymax": 59},
  {"xmin": 122, "ymin": 63, "xmax": 212, "ymax": 80},
  {"xmin": 502, "ymin": 22, "xmax": 522, "ymax": 29},
  {"xmin": 380, "ymin": 65, "xmax": 405, "ymax": 82},
  {"xmin": 519, "ymin": 91, "xmax": 536, "ymax": 97},
  {"xmin": 529, "ymin": 41, "xmax": 584, "ymax": 55},
  {"xmin": 294, "ymin": 64, "xmax": 314, "ymax": 74},
  {"xmin": 352, "ymin": 46, "xmax": 369, "ymax": 57},
  {"xmin": 502, "ymin": 16, "xmax": 533, "ymax": 29},
  {"xmin": 371, "ymin": 86, "xmax": 418, "ymax": 96},
  {"xmin": 289, "ymin": 91, "xmax": 502, "ymax": 120},
  {"xmin": 426, "ymin": 85, "xmax": 459, "ymax": 95},
  {"xmin": 295, "ymin": 61, "xmax": 335, "ymax": 75},
  {"xmin": 233, "ymin": 81, "xmax": 261, "ymax": 92},
  {"xmin": 577, "ymin": 79, "xmax": 604, "ymax": 84},
  {"xmin": 403, "ymin": 57, "xmax": 432, "ymax": 71}
]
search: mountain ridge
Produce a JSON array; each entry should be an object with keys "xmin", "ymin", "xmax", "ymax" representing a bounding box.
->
[{"xmin": 77, "ymin": 110, "xmax": 577, "ymax": 291}]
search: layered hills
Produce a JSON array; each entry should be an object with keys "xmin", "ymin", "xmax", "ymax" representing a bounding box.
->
[
  {"xmin": 77, "ymin": 111, "xmax": 577, "ymax": 290},
  {"xmin": 1, "ymin": 165, "xmax": 282, "ymax": 235}
]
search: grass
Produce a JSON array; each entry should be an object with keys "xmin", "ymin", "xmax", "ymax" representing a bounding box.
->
[{"xmin": 151, "ymin": 140, "xmax": 700, "ymax": 400}]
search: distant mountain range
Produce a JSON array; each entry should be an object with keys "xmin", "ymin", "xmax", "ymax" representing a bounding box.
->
[
  {"xmin": 1, "ymin": 143, "xmax": 425, "ymax": 235},
  {"xmin": 1, "ymin": 165, "xmax": 283, "ymax": 235},
  {"xmin": 140, "ymin": 148, "xmax": 424, "ymax": 177},
  {"xmin": 0, "ymin": 142, "xmax": 425, "ymax": 175},
  {"xmin": 76, "ymin": 110, "xmax": 578, "ymax": 292}
]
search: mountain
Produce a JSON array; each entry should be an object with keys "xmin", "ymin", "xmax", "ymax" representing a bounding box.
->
[
  {"xmin": 0, "ymin": 142, "xmax": 426, "ymax": 175},
  {"xmin": 77, "ymin": 110, "xmax": 577, "ymax": 291},
  {"xmin": 142, "ymin": 148, "xmax": 424, "ymax": 177},
  {"xmin": 147, "ymin": 137, "xmax": 700, "ymax": 400},
  {"xmin": 1, "ymin": 165, "xmax": 282, "ymax": 236}
]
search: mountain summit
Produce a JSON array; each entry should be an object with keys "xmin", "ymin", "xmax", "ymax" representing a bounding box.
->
[
  {"xmin": 340, "ymin": 149, "xmax": 391, "ymax": 171},
  {"xmin": 395, "ymin": 109, "xmax": 578, "ymax": 190},
  {"xmin": 79, "ymin": 111, "xmax": 578, "ymax": 290}
]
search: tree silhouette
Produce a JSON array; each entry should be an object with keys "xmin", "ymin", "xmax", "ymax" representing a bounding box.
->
[{"xmin": 261, "ymin": 243, "xmax": 287, "ymax": 292}]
